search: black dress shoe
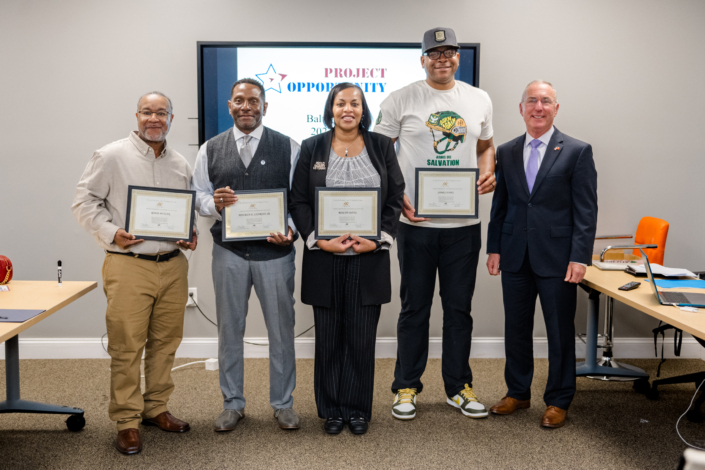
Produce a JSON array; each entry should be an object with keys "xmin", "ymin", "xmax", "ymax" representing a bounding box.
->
[
  {"xmin": 324, "ymin": 417, "xmax": 344, "ymax": 434},
  {"xmin": 348, "ymin": 416, "xmax": 368, "ymax": 435}
]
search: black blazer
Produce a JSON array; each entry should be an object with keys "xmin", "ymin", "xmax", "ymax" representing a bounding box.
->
[
  {"xmin": 289, "ymin": 130, "xmax": 405, "ymax": 307},
  {"xmin": 487, "ymin": 127, "xmax": 598, "ymax": 277}
]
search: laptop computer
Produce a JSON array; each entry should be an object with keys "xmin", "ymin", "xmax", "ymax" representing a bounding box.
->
[{"xmin": 641, "ymin": 250, "xmax": 705, "ymax": 307}]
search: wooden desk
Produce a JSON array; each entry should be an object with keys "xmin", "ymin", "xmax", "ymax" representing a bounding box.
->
[
  {"xmin": 577, "ymin": 267, "xmax": 705, "ymax": 382},
  {"xmin": 0, "ymin": 281, "xmax": 97, "ymax": 431}
]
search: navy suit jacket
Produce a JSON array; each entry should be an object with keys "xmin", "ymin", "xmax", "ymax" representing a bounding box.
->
[{"xmin": 487, "ymin": 127, "xmax": 598, "ymax": 277}]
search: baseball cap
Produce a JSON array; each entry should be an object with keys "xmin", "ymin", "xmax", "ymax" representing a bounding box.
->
[{"xmin": 421, "ymin": 27, "xmax": 458, "ymax": 53}]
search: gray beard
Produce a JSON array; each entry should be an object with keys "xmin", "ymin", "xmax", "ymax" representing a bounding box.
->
[{"xmin": 141, "ymin": 129, "xmax": 167, "ymax": 142}]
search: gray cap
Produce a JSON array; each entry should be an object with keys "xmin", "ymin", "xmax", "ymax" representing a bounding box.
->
[{"xmin": 421, "ymin": 27, "xmax": 458, "ymax": 53}]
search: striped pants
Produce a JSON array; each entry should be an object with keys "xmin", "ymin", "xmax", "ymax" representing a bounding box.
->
[{"xmin": 313, "ymin": 255, "xmax": 381, "ymax": 422}]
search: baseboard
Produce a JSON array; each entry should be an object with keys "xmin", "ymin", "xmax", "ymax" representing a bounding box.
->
[{"xmin": 1, "ymin": 336, "xmax": 702, "ymax": 360}]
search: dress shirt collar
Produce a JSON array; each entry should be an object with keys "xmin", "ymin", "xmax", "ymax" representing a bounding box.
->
[
  {"xmin": 129, "ymin": 131, "xmax": 169, "ymax": 159},
  {"xmin": 232, "ymin": 124, "xmax": 264, "ymax": 142},
  {"xmin": 524, "ymin": 126, "xmax": 555, "ymax": 149}
]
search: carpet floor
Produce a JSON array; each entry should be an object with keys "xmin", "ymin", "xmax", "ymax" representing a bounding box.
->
[{"xmin": 0, "ymin": 357, "xmax": 703, "ymax": 469}]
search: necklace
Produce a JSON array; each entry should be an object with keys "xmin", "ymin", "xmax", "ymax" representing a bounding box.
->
[{"xmin": 335, "ymin": 134, "xmax": 360, "ymax": 157}]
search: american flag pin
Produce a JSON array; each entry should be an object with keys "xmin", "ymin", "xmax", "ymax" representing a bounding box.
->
[{"xmin": 554, "ymin": 146, "xmax": 560, "ymax": 151}]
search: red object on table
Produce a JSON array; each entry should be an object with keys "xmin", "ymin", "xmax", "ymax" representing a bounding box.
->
[{"xmin": 0, "ymin": 255, "xmax": 13, "ymax": 284}]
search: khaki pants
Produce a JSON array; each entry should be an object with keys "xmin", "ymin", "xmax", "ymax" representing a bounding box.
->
[{"xmin": 102, "ymin": 251, "xmax": 188, "ymax": 431}]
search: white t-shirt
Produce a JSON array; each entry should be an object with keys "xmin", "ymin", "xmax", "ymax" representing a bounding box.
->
[{"xmin": 374, "ymin": 80, "xmax": 493, "ymax": 228}]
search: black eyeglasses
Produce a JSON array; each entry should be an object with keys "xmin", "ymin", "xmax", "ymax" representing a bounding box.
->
[{"xmin": 424, "ymin": 49, "xmax": 458, "ymax": 60}]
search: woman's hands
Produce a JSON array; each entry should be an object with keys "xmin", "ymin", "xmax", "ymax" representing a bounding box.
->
[
  {"xmin": 349, "ymin": 235, "xmax": 377, "ymax": 253},
  {"xmin": 316, "ymin": 234, "xmax": 378, "ymax": 253},
  {"xmin": 317, "ymin": 234, "xmax": 353, "ymax": 253}
]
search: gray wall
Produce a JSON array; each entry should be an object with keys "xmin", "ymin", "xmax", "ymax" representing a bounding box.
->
[{"xmin": 2, "ymin": 0, "xmax": 704, "ymax": 342}]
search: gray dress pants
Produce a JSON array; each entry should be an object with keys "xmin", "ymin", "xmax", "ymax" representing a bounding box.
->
[{"xmin": 212, "ymin": 243, "xmax": 296, "ymax": 411}]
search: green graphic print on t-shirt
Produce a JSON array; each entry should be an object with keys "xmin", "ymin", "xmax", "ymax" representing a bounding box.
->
[{"xmin": 425, "ymin": 111, "xmax": 467, "ymax": 166}]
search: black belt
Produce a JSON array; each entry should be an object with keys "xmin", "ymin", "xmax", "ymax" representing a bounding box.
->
[{"xmin": 106, "ymin": 249, "xmax": 180, "ymax": 262}]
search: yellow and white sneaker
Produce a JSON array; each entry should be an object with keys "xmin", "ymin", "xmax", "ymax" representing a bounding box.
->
[
  {"xmin": 392, "ymin": 388, "xmax": 418, "ymax": 420},
  {"xmin": 447, "ymin": 384, "xmax": 488, "ymax": 418}
]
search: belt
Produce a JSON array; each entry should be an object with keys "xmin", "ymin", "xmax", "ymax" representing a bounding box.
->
[{"xmin": 106, "ymin": 249, "xmax": 180, "ymax": 262}]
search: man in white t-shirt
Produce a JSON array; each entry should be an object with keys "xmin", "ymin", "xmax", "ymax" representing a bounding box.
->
[{"xmin": 375, "ymin": 27, "xmax": 496, "ymax": 421}]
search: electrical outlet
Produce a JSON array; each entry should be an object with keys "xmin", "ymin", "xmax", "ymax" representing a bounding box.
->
[
  {"xmin": 186, "ymin": 288, "xmax": 197, "ymax": 307},
  {"xmin": 205, "ymin": 358, "xmax": 219, "ymax": 371}
]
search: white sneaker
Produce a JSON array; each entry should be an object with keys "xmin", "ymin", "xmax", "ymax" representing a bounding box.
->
[
  {"xmin": 392, "ymin": 388, "xmax": 418, "ymax": 420},
  {"xmin": 447, "ymin": 384, "xmax": 488, "ymax": 418}
]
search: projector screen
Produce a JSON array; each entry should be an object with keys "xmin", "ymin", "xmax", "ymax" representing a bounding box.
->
[{"xmin": 197, "ymin": 42, "xmax": 480, "ymax": 146}]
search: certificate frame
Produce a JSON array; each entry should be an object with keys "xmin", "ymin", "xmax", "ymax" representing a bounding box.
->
[
  {"xmin": 222, "ymin": 188, "xmax": 288, "ymax": 242},
  {"xmin": 414, "ymin": 168, "xmax": 479, "ymax": 219},
  {"xmin": 125, "ymin": 185, "xmax": 196, "ymax": 242},
  {"xmin": 314, "ymin": 187, "xmax": 382, "ymax": 240}
]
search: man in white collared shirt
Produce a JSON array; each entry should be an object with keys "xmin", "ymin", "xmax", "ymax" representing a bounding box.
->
[
  {"xmin": 486, "ymin": 80, "xmax": 598, "ymax": 428},
  {"xmin": 191, "ymin": 78, "xmax": 301, "ymax": 432},
  {"xmin": 73, "ymin": 92, "xmax": 197, "ymax": 455}
]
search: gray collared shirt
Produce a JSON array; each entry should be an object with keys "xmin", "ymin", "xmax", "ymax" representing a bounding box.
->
[{"xmin": 72, "ymin": 131, "xmax": 194, "ymax": 254}]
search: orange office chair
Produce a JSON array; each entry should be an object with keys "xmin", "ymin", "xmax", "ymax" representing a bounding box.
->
[
  {"xmin": 588, "ymin": 216, "xmax": 670, "ymax": 383},
  {"xmin": 633, "ymin": 216, "xmax": 669, "ymax": 265}
]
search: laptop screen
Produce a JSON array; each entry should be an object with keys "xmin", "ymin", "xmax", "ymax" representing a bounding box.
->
[{"xmin": 640, "ymin": 249, "xmax": 664, "ymax": 303}]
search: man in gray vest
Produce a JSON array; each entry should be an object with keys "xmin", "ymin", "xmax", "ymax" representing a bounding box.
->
[{"xmin": 192, "ymin": 78, "xmax": 301, "ymax": 431}]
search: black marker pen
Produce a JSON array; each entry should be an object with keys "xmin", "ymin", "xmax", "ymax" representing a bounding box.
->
[{"xmin": 58, "ymin": 260, "xmax": 62, "ymax": 287}]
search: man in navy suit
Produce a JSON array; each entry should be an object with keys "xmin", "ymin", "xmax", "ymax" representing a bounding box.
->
[{"xmin": 486, "ymin": 80, "xmax": 597, "ymax": 428}]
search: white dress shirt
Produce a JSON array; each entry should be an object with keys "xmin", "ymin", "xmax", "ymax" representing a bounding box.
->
[
  {"xmin": 523, "ymin": 126, "xmax": 555, "ymax": 171},
  {"xmin": 191, "ymin": 124, "xmax": 300, "ymax": 233}
]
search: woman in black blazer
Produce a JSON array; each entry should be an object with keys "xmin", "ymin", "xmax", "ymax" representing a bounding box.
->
[{"xmin": 289, "ymin": 83, "xmax": 405, "ymax": 435}]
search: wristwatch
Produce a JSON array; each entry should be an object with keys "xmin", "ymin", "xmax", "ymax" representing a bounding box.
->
[{"xmin": 373, "ymin": 240, "xmax": 382, "ymax": 251}]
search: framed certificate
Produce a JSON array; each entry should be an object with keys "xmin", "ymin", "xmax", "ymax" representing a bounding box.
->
[
  {"xmin": 414, "ymin": 168, "xmax": 479, "ymax": 218},
  {"xmin": 315, "ymin": 188, "xmax": 381, "ymax": 240},
  {"xmin": 125, "ymin": 186, "xmax": 196, "ymax": 242},
  {"xmin": 222, "ymin": 189, "xmax": 288, "ymax": 241}
]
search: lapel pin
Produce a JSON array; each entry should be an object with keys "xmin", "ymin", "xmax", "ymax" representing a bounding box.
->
[
  {"xmin": 554, "ymin": 146, "xmax": 560, "ymax": 151},
  {"xmin": 261, "ymin": 160, "xmax": 265, "ymax": 165}
]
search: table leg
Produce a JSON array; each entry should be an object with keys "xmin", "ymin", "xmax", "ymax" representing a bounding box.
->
[
  {"xmin": 576, "ymin": 290, "xmax": 648, "ymax": 379},
  {"xmin": 0, "ymin": 335, "xmax": 85, "ymax": 421}
]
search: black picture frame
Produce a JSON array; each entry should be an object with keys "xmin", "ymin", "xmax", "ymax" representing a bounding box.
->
[
  {"xmin": 314, "ymin": 187, "xmax": 382, "ymax": 240},
  {"xmin": 221, "ymin": 188, "xmax": 288, "ymax": 242},
  {"xmin": 196, "ymin": 41, "xmax": 480, "ymax": 146},
  {"xmin": 414, "ymin": 168, "xmax": 479, "ymax": 219},
  {"xmin": 125, "ymin": 185, "xmax": 196, "ymax": 242}
]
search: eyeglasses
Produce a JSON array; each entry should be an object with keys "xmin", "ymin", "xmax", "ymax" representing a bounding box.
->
[
  {"xmin": 424, "ymin": 49, "xmax": 458, "ymax": 60},
  {"xmin": 524, "ymin": 98, "xmax": 555, "ymax": 106},
  {"xmin": 138, "ymin": 111, "xmax": 171, "ymax": 120}
]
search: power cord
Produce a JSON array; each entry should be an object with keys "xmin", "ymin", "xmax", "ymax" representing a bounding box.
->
[
  {"xmin": 189, "ymin": 292, "xmax": 315, "ymax": 346},
  {"xmin": 676, "ymin": 378, "xmax": 705, "ymax": 450}
]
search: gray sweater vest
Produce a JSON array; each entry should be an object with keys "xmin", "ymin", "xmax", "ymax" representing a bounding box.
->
[{"xmin": 207, "ymin": 127, "xmax": 293, "ymax": 261}]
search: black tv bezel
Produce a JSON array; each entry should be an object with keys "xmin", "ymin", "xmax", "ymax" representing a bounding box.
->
[{"xmin": 196, "ymin": 41, "xmax": 481, "ymax": 146}]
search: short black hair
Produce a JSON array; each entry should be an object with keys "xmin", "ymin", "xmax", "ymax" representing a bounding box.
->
[
  {"xmin": 230, "ymin": 78, "xmax": 266, "ymax": 102},
  {"xmin": 323, "ymin": 83, "xmax": 372, "ymax": 131}
]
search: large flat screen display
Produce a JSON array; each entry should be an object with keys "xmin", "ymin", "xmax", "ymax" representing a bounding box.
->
[{"xmin": 197, "ymin": 42, "xmax": 480, "ymax": 146}]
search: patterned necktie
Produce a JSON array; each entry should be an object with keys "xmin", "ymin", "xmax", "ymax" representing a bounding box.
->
[
  {"xmin": 526, "ymin": 139, "xmax": 542, "ymax": 193},
  {"xmin": 240, "ymin": 135, "xmax": 253, "ymax": 168}
]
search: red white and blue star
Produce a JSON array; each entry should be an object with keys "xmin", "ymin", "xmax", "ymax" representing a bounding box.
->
[{"xmin": 256, "ymin": 64, "xmax": 288, "ymax": 93}]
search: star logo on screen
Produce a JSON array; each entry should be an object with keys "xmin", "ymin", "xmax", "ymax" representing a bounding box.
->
[{"xmin": 255, "ymin": 64, "xmax": 288, "ymax": 94}]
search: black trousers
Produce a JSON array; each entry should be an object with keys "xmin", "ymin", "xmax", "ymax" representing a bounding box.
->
[
  {"xmin": 501, "ymin": 250, "xmax": 577, "ymax": 410},
  {"xmin": 392, "ymin": 223, "xmax": 481, "ymax": 397},
  {"xmin": 313, "ymin": 255, "xmax": 381, "ymax": 421}
]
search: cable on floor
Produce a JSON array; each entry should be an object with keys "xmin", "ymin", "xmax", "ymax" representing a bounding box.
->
[{"xmin": 676, "ymin": 378, "xmax": 705, "ymax": 450}]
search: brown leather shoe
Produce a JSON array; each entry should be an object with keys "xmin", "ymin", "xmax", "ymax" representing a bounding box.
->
[
  {"xmin": 142, "ymin": 411, "xmax": 190, "ymax": 433},
  {"xmin": 490, "ymin": 396, "xmax": 531, "ymax": 415},
  {"xmin": 115, "ymin": 428, "xmax": 142, "ymax": 455},
  {"xmin": 541, "ymin": 406, "xmax": 567, "ymax": 428}
]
